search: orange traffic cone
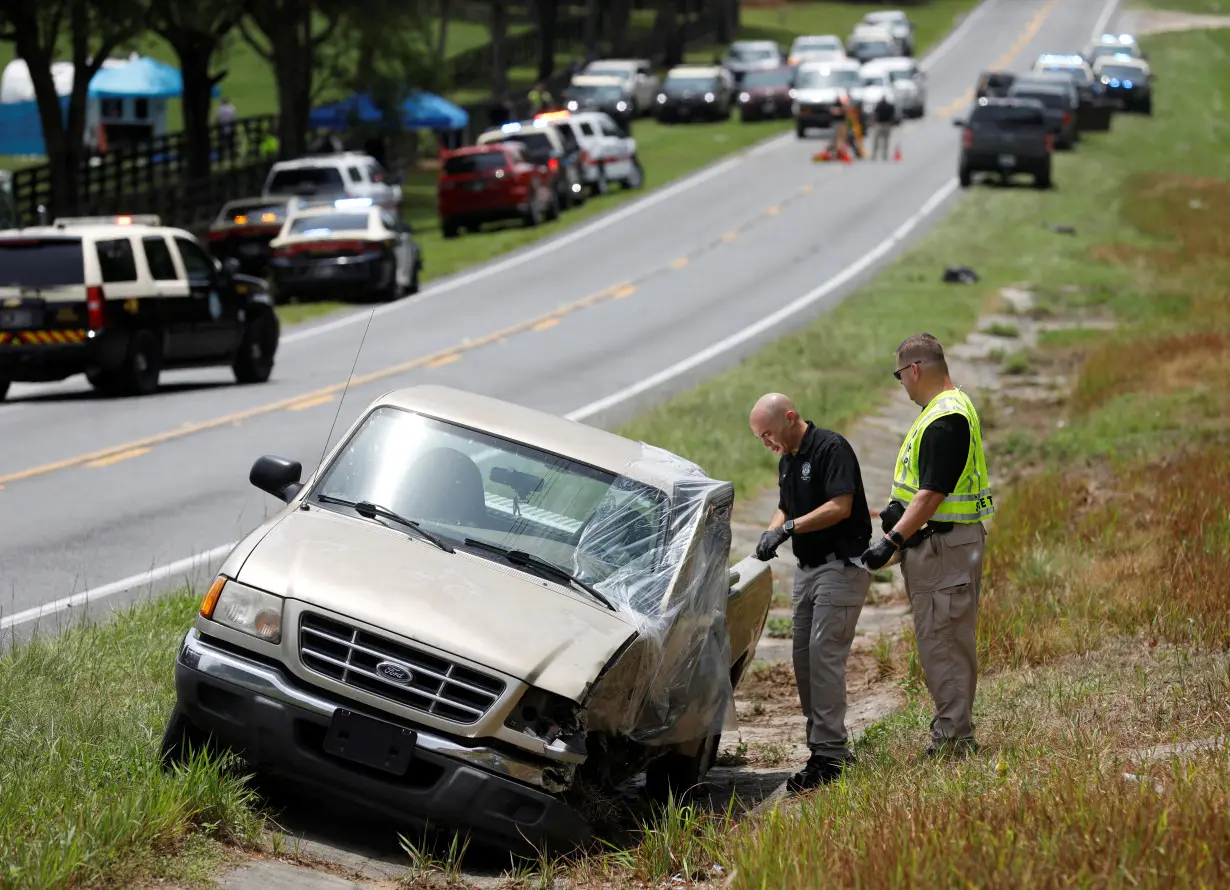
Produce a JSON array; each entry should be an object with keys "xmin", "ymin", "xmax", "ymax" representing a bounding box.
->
[{"xmin": 812, "ymin": 149, "xmax": 832, "ymax": 162}]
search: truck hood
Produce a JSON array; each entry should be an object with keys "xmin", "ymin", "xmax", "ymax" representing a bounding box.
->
[
  {"xmin": 235, "ymin": 507, "xmax": 638, "ymax": 702},
  {"xmin": 795, "ymin": 86, "xmax": 859, "ymax": 104}
]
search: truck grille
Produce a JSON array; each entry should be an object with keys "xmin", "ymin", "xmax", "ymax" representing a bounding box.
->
[{"xmin": 298, "ymin": 613, "xmax": 506, "ymax": 724}]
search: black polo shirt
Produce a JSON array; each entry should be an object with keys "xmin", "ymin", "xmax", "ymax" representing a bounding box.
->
[{"xmin": 777, "ymin": 422, "xmax": 872, "ymax": 565}]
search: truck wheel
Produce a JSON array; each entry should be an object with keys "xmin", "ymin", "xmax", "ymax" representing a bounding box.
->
[
  {"xmin": 407, "ymin": 258, "xmax": 422, "ymax": 295},
  {"xmin": 523, "ymin": 198, "xmax": 542, "ymax": 228},
  {"xmin": 591, "ymin": 165, "xmax": 609, "ymax": 197},
  {"xmin": 545, "ymin": 189, "xmax": 561, "ymax": 222},
  {"xmin": 959, "ymin": 164, "xmax": 972, "ymax": 188},
  {"xmin": 159, "ymin": 703, "xmax": 217, "ymax": 769},
  {"xmin": 117, "ymin": 329, "xmax": 162, "ymax": 397},
  {"xmin": 645, "ymin": 733, "xmax": 721, "ymax": 805},
  {"xmin": 1034, "ymin": 166, "xmax": 1053, "ymax": 190},
  {"xmin": 232, "ymin": 307, "xmax": 279, "ymax": 384},
  {"xmin": 441, "ymin": 218, "xmax": 459, "ymax": 239},
  {"xmin": 1141, "ymin": 96, "xmax": 1152, "ymax": 115},
  {"xmin": 0, "ymin": 379, "xmax": 9, "ymax": 401},
  {"xmin": 796, "ymin": 122, "xmax": 806, "ymax": 138}
]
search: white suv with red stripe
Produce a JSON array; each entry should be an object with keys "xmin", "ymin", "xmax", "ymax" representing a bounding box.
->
[
  {"xmin": 534, "ymin": 110, "xmax": 644, "ymax": 196},
  {"xmin": 0, "ymin": 214, "xmax": 280, "ymax": 401}
]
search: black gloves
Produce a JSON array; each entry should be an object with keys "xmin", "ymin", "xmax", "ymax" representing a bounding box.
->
[
  {"xmin": 860, "ymin": 536, "xmax": 899, "ymax": 571},
  {"xmin": 756, "ymin": 526, "xmax": 791, "ymax": 561}
]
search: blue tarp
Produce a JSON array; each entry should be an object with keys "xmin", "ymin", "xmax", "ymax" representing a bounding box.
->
[
  {"xmin": 87, "ymin": 56, "xmax": 221, "ymax": 99},
  {"xmin": 0, "ymin": 96, "xmax": 68, "ymax": 155},
  {"xmin": 308, "ymin": 90, "xmax": 468, "ymax": 132}
]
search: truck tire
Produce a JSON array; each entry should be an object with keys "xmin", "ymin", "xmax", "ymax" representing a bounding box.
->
[
  {"xmin": 158, "ymin": 703, "xmax": 217, "ymax": 769},
  {"xmin": 441, "ymin": 218, "xmax": 459, "ymax": 239},
  {"xmin": 623, "ymin": 157, "xmax": 645, "ymax": 190},
  {"xmin": 645, "ymin": 732, "xmax": 721, "ymax": 805},
  {"xmin": 959, "ymin": 164, "xmax": 972, "ymax": 188},
  {"xmin": 1034, "ymin": 164, "xmax": 1053, "ymax": 190},
  {"xmin": 407, "ymin": 257, "xmax": 422, "ymax": 295},
  {"xmin": 796, "ymin": 122, "xmax": 806, "ymax": 138},
  {"xmin": 1141, "ymin": 96, "xmax": 1152, "ymax": 115},
  {"xmin": 591, "ymin": 165, "xmax": 609, "ymax": 197},
  {"xmin": 116, "ymin": 329, "xmax": 162, "ymax": 397},
  {"xmin": 0, "ymin": 379, "xmax": 9, "ymax": 401},
  {"xmin": 233, "ymin": 307, "xmax": 279, "ymax": 384},
  {"xmin": 545, "ymin": 189, "xmax": 561, "ymax": 222},
  {"xmin": 523, "ymin": 198, "xmax": 542, "ymax": 228}
]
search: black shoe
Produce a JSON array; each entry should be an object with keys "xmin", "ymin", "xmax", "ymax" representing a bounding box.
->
[
  {"xmin": 785, "ymin": 754, "xmax": 849, "ymax": 794},
  {"xmin": 920, "ymin": 737, "xmax": 979, "ymax": 761}
]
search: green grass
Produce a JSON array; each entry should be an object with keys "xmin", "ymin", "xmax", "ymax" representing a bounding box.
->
[{"xmin": 0, "ymin": 591, "xmax": 264, "ymax": 890}]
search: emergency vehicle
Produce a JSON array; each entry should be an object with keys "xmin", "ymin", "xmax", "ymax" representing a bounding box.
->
[
  {"xmin": 533, "ymin": 110, "xmax": 644, "ymax": 195},
  {"xmin": 0, "ymin": 214, "xmax": 279, "ymax": 400}
]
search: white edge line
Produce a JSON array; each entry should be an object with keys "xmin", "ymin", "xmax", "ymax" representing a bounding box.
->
[
  {"xmin": 3, "ymin": 0, "xmax": 1004, "ymax": 633},
  {"xmin": 1, "ymin": 542, "xmax": 236, "ymax": 631},
  {"xmin": 565, "ymin": 178, "xmax": 961, "ymax": 424},
  {"xmin": 279, "ymin": 0, "xmax": 1001, "ymax": 348},
  {"xmin": 1090, "ymin": 0, "xmax": 1122, "ymax": 42}
]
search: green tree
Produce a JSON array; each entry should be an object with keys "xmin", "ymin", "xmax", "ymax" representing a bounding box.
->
[{"xmin": 0, "ymin": 0, "xmax": 147, "ymax": 216}]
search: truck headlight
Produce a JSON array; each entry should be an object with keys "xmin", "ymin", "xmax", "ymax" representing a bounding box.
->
[{"xmin": 201, "ymin": 576, "xmax": 284, "ymax": 643}]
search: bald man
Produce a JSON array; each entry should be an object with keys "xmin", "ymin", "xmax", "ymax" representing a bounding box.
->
[{"xmin": 749, "ymin": 393, "xmax": 873, "ymax": 793}]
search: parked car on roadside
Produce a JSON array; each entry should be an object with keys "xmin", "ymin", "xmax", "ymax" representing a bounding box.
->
[
  {"xmin": 787, "ymin": 33, "xmax": 847, "ymax": 65},
  {"xmin": 535, "ymin": 110, "xmax": 644, "ymax": 195},
  {"xmin": 437, "ymin": 142, "xmax": 559, "ymax": 237},
  {"xmin": 736, "ymin": 65, "xmax": 798, "ymax": 122},
  {"xmin": 1007, "ymin": 79, "xmax": 1080, "ymax": 149},
  {"xmin": 206, "ymin": 195, "xmax": 296, "ymax": 278},
  {"xmin": 0, "ymin": 214, "xmax": 279, "ymax": 400},
  {"xmin": 159, "ymin": 383, "xmax": 774, "ymax": 852},
  {"xmin": 858, "ymin": 10, "xmax": 915, "ymax": 56},
  {"xmin": 976, "ymin": 70, "xmax": 1016, "ymax": 99},
  {"xmin": 862, "ymin": 57, "xmax": 927, "ymax": 118},
  {"xmin": 791, "ymin": 58, "xmax": 864, "ymax": 136},
  {"xmin": 654, "ymin": 65, "xmax": 735, "ymax": 122},
  {"xmin": 477, "ymin": 119, "xmax": 586, "ymax": 210},
  {"xmin": 721, "ymin": 39, "xmax": 786, "ymax": 85},
  {"xmin": 562, "ymin": 74, "xmax": 636, "ymax": 129},
  {"xmin": 1092, "ymin": 55, "xmax": 1152, "ymax": 114},
  {"xmin": 580, "ymin": 58, "xmax": 660, "ymax": 116},
  {"xmin": 262, "ymin": 152, "xmax": 402, "ymax": 214},
  {"xmin": 954, "ymin": 97, "xmax": 1054, "ymax": 189}
]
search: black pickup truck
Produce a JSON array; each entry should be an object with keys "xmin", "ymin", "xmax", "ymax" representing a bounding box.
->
[{"xmin": 954, "ymin": 97, "xmax": 1053, "ymax": 189}]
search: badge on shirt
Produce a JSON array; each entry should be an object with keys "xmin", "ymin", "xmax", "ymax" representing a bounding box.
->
[{"xmin": 801, "ymin": 461, "xmax": 811, "ymax": 481}]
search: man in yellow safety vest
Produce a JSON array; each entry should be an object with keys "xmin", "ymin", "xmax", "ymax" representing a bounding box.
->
[{"xmin": 859, "ymin": 332, "xmax": 994, "ymax": 759}]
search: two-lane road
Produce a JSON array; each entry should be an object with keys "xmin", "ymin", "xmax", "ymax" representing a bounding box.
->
[{"xmin": 0, "ymin": 0, "xmax": 1123, "ymax": 645}]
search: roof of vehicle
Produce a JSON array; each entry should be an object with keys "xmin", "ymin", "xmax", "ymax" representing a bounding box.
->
[
  {"xmin": 665, "ymin": 65, "xmax": 723, "ymax": 77},
  {"xmin": 584, "ymin": 58, "xmax": 649, "ymax": 70},
  {"xmin": 269, "ymin": 152, "xmax": 376, "ymax": 169},
  {"xmin": 444, "ymin": 142, "xmax": 520, "ymax": 156},
  {"xmin": 851, "ymin": 23, "xmax": 895, "ymax": 37},
  {"xmin": 285, "ymin": 201, "xmax": 378, "ymax": 220},
  {"xmin": 863, "ymin": 10, "xmax": 908, "ymax": 21},
  {"xmin": 1092, "ymin": 54, "xmax": 1149, "ymax": 71},
  {"xmin": 797, "ymin": 58, "xmax": 861, "ymax": 72},
  {"xmin": 1034, "ymin": 53, "xmax": 1092, "ymax": 69},
  {"xmin": 569, "ymin": 74, "xmax": 626, "ymax": 87},
  {"xmin": 221, "ymin": 195, "xmax": 294, "ymax": 210},
  {"xmin": 1092, "ymin": 32, "xmax": 1138, "ymax": 46},
  {"xmin": 369, "ymin": 385, "xmax": 709, "ymax": 493},
  {"xmin": 792, "ymin": 33, "xmax": 842, "ymax": 44},
  {"xmin": 729, "ymin": 39, "xmax": 779, "ymax": 49},
  {"xmin": 862, "ymin": 56, "xmax": 916, "ymax": 71},
  {"xmin": 2, "ymin": 216, "xmax": 183, "ymax": 239}
]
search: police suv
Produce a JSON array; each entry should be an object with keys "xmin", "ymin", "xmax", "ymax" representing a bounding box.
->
[{"xmin": 0, "ymin": 214, "xmax": 279, "ymax": 401}]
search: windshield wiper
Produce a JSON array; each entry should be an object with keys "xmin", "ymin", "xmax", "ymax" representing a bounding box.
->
[
  {"xmin": 461, "ymin": 538, "xmax": 616, "ymax": 611},
  {"xmin": 316, "ymin": 495, "xmax": 455, "ymax": 553}
]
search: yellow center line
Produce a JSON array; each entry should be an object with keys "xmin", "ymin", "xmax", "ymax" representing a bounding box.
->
[
  {"xmin": 286, "ymin": 394, "xmax": 335, "ymax": 411},
  {"xmin": 531, "ymin": 318, "xmax": 561, "ymax": 331},
  {"xmin": 765, "ymin": 206, "xmax": 781, "ymax": 216},
  {"xmin": 426, "ymin": 353, "xmax": 462, "ymax": 367},
  {"xmin": 85, "ymin": 447, "xmax": 150, "ymax": 468},
  {"xmin": 613, "ymin": 284, "xmax": 638, "ymax": 299},
  {"xmin": 670, "ymin": 256, "xmax": 690, "ymax": 269},
  {"xmin": 722, "ymin": 231, "xmax": 739, "ymax": 242}
]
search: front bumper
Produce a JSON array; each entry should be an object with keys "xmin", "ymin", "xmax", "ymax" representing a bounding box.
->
[
  {"xmin": 655, "ymin": 99, "xmax": 722, "ymax": 121},
  {"xmin": 174, "ymin": 629, "xmax": 589, "ymax": 849}
]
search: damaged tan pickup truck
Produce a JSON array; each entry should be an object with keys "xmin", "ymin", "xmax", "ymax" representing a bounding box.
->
[{"xmin": 161, "ymin": 384, "xmax": 773, "ymax": 850}]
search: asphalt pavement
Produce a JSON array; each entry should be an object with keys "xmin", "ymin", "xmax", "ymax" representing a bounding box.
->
[{"xmin": 0, "ymin": 0, "xmax": 1122, "ymax": 648}]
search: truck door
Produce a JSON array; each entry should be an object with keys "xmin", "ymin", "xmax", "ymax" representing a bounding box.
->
[{"xmin": 173, "ymin": 235, "xmax": 240, "ymax": 358}]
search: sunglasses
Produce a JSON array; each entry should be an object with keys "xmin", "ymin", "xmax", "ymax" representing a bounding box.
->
[{"xmin": 893, "ymin": 360, "xmax": 918, "ymax": 381}]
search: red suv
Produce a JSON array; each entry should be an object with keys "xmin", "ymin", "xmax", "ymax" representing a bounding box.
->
[{"xmin": 437, "ymin": 143, "xmax": 559, "ymax": 238}]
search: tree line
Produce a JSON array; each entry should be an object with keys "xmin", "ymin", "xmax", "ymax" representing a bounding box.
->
[{"xmin": 0, "ymin": 0, "xmax": 749, "ymax": 215}]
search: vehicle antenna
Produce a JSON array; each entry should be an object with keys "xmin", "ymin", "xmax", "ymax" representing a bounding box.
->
[{"xmin": 315, "ymin": 307, "xmax": 376, "ymax": 478}]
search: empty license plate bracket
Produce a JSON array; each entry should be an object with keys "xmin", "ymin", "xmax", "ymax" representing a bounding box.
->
[{"xmin": 323, "ymin": 708, "xmax": 417, "ymax": 775}]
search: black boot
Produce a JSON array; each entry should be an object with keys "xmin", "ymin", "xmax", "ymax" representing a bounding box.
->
[{"xmin": 786, "ymin": 753, "xmax": 849, "ymax": 794}]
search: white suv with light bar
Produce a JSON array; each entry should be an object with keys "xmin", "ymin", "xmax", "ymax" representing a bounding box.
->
[{"xmin": 0, "ymin": 214, "xmax": 280, "ymax": 401}]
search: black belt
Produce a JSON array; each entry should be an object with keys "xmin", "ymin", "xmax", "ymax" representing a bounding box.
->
[{"xmin": 798, "ymin": 551, "xmax": 857, "ymax": 570}]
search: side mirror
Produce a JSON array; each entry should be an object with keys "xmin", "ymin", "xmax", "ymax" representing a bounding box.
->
[{"xmin": 251, "ymin": 454, "xmax": 303, "ymax": 502}]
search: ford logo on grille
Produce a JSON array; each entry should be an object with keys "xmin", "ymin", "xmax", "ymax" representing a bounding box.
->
[{"xmin": 375, "ymin": 660, "xmax": 414, "ymax": 685}]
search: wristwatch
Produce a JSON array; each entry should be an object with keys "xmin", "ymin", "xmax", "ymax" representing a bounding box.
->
[
  {"xmin": 783, "ymin": 519, "xmax": 795, "ymax": 536},
  {"xmin": 887, "ymin": 529, "xmax": 905, "ymax": 549}
]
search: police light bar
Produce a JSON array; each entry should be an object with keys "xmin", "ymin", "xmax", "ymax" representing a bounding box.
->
[
  {"xmin": 500, "ymin": 121, "xmax": 523, "ymax": 132},
  {"xmin": 534, "ymin": 110, "xmax": 571, "ymax": 121},
  {"xmin": 333, "ymin": 197, "xmax": 373, "ymax": 209},
  {"xmin": 54, "ymin": 213, "xmax": 161, "ymax": 227}
]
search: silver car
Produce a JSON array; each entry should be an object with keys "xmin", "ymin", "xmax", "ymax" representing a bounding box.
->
[{"xmin": 722, "ymin": 39, "xmax": 786, "ymax": 85}]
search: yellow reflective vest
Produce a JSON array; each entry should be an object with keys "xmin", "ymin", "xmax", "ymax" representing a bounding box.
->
[{"xmin": 890, "ymin": 388, "xmax": 994, "ymax": 523}]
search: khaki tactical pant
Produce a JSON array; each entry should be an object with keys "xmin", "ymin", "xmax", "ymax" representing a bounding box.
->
[
  {"xmin": 791, "ymin": 561, "xmax": 871, "ymax": 759},
  {"xmin": 901, "ymin": 521, "xmax": 987, "ymax": 742},
  {"xmin": 872, "ymin": 122, "xmax": 892, "ymax": 159}
]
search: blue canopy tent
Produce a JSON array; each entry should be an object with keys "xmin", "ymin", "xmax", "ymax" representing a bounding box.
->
[
  {"xmin": 87, "ymin": 56, "xmax": 221, "ymax": 100},
  {"xmin": 307, "ymin": 90, "xmax": 468, "ymax": 132}
]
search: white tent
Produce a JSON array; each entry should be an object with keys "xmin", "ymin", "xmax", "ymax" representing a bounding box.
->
[{"xmin": 0, "ymin": 55, "xmax": 133, "ymax": 104}]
